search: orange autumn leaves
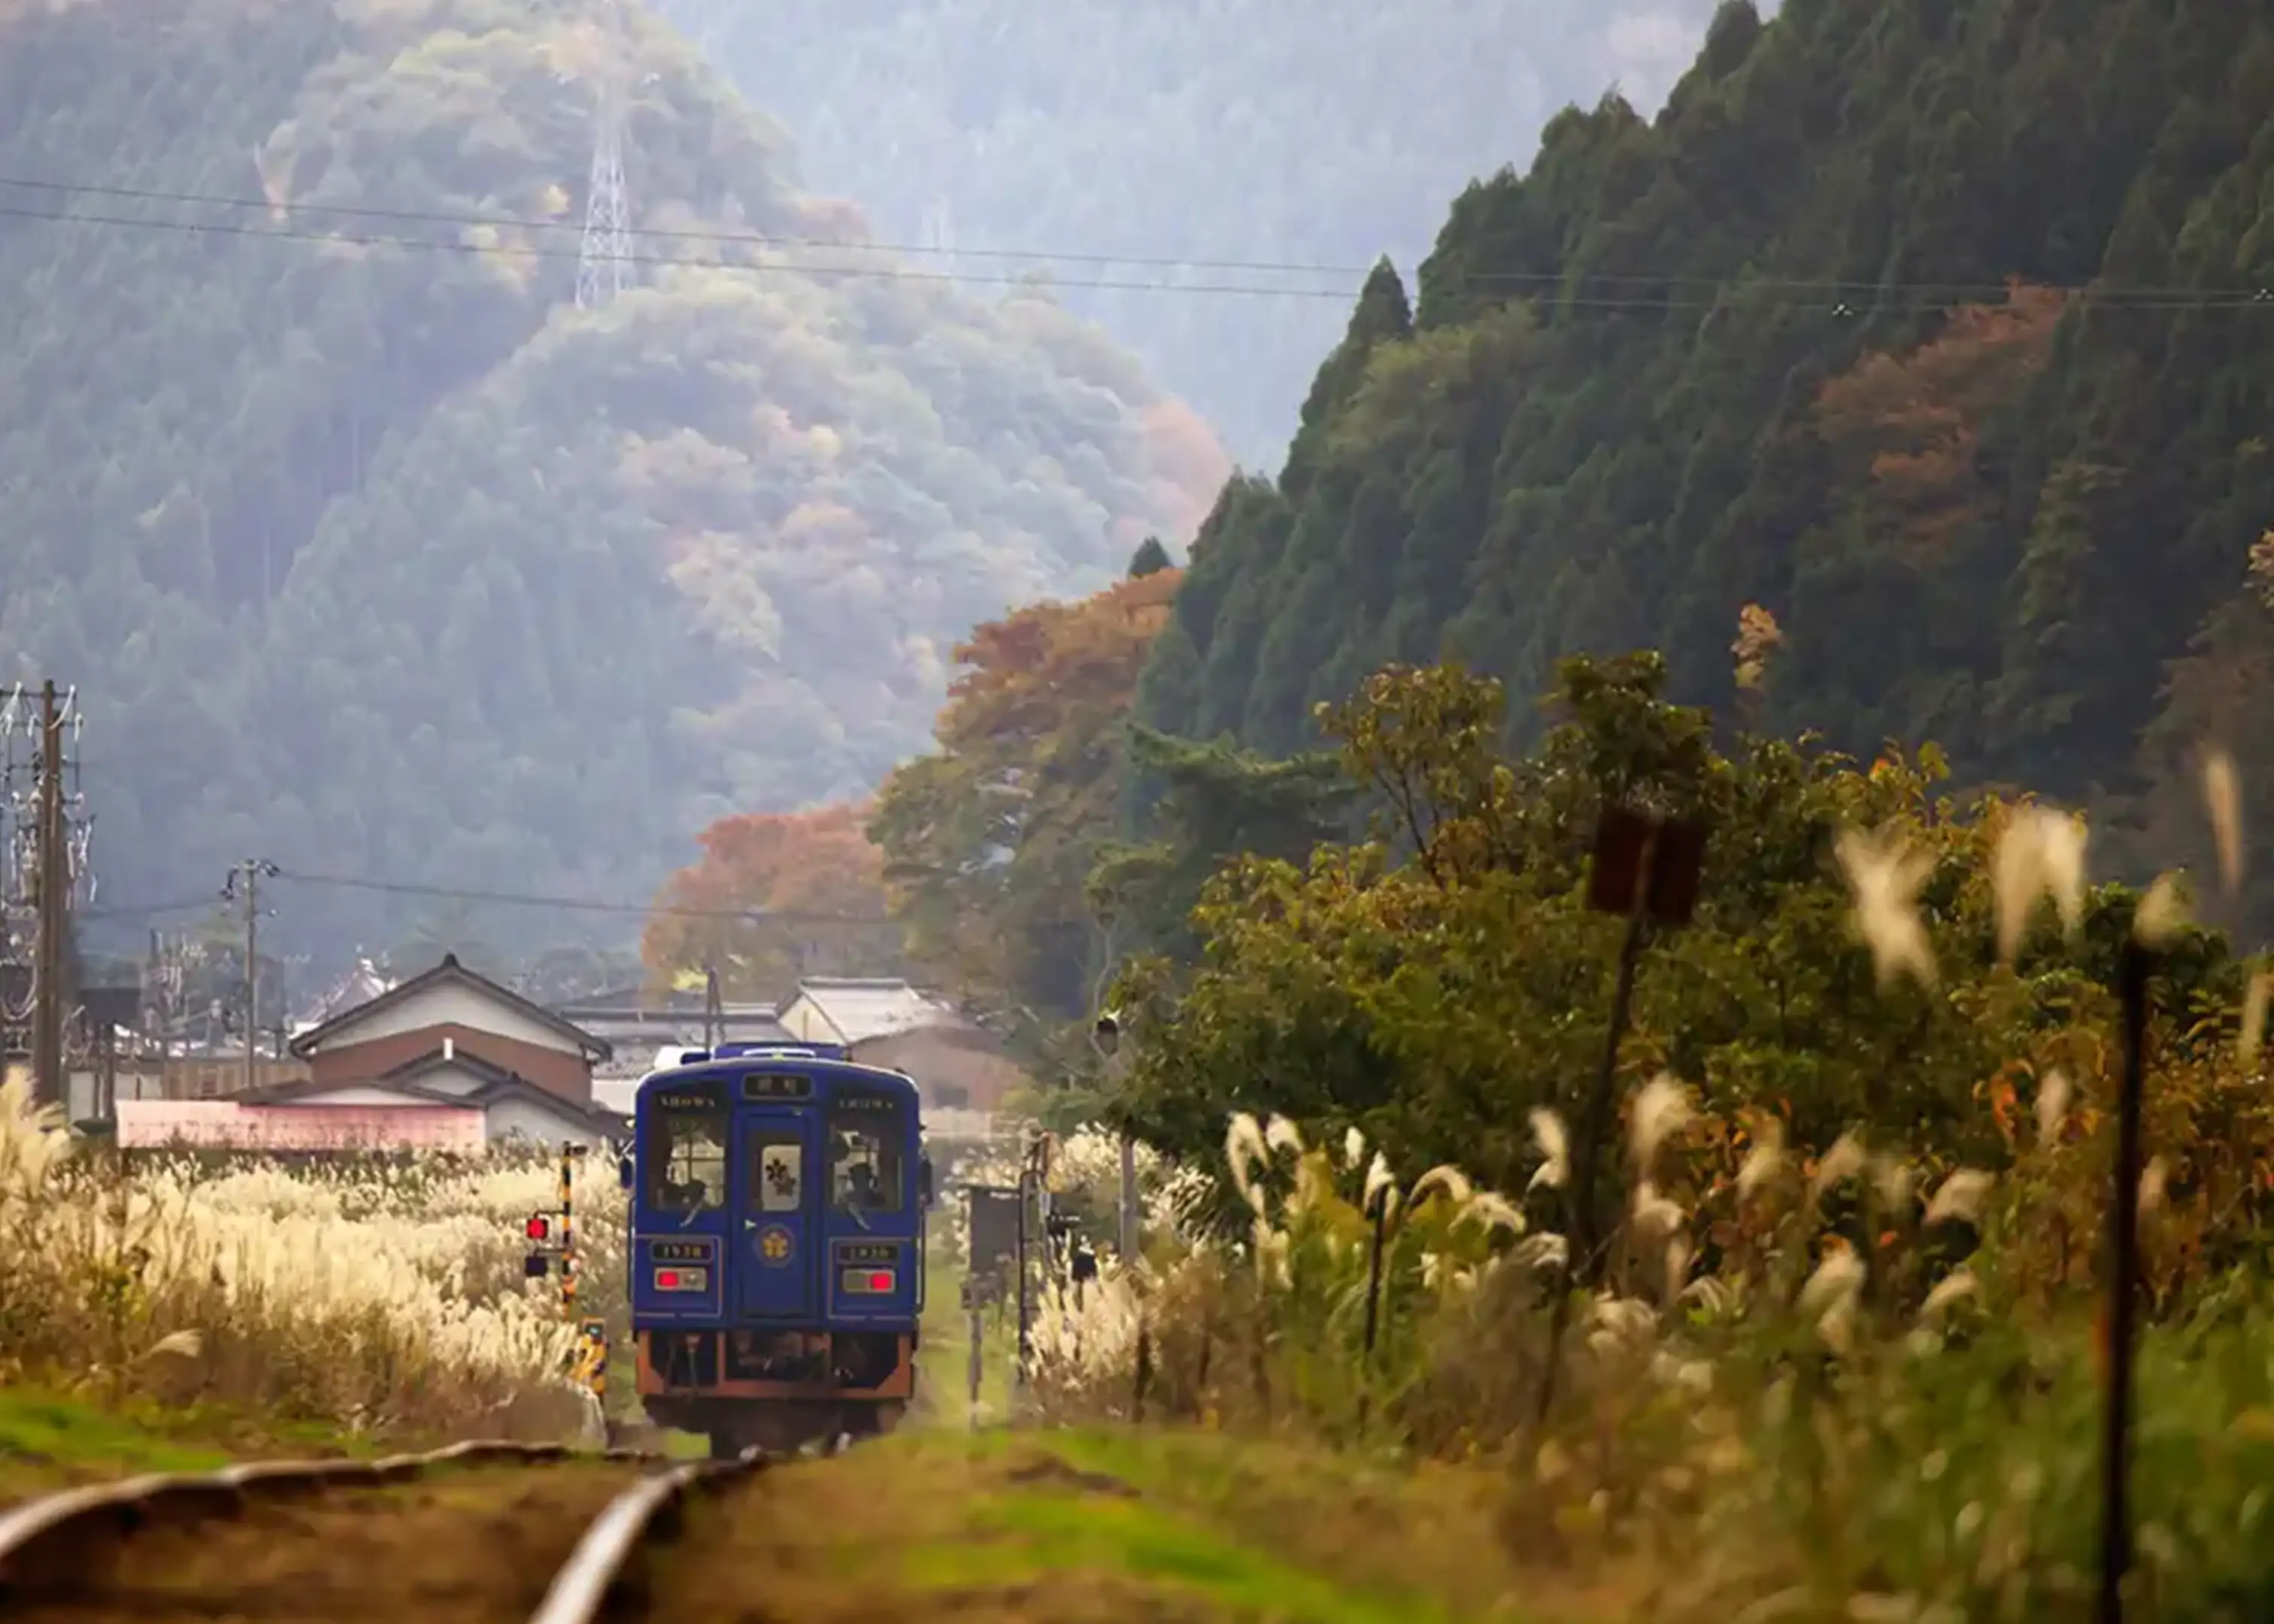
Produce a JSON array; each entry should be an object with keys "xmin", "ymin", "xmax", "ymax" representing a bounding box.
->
[
  {"xmin": 1813, "ymin": 280, "xmax": 2066, "ymax": 566},
  {"xmin": 932, "ymin": 565, "xmax": 1181, "ymax": 756},
  {"xmin": 644, "ymin": 565, "xmax": 1185, "ymax": 1008},
  {"xmin": 640, "ymin": 800, "xmax": 896, "ymax": 999},
  {"xmin": 867, "ymin": 565, "xmax": 1184, "ymax": 1023}
]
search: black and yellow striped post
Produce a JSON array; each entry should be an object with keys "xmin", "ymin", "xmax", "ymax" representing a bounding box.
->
[
  {"xmin": 559, "ymin": 1144, "xmax": 606, "ymax": 1409},
  {"xmin": 559, "ymin": 1144, "xmax": 576, "ymax": 1316}
]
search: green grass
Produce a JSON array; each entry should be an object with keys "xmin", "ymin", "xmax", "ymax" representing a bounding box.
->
[
  {"xmin": 903, "ymin": 1483, "xmax": 1434, "ymax": 1622},
  {"xmin": 662, "ymin": 1423, "xmax": 1589, "ymax": 1621},
  {"xmin": 0, "ymin": 1385, "xmax": 408, "ymax": 1500},
  {"xmin": 908, "ymin": 1429, "xmax": 1530, "ymax": 1621}
]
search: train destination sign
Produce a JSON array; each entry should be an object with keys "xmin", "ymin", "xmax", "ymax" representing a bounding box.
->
[{"xmin": 741, "ymin": 1073, "xmax": 814, "ymax": 1100}]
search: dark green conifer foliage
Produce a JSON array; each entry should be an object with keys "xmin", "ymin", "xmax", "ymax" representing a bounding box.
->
[{"xmin": 1132, "ymin": 0, "xmax": 2274, "ymax": 938}]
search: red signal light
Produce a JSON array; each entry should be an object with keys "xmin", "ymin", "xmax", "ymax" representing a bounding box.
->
[{"xmin": 526, "ymin": 1214, "xmax": 549, "ymax": 1241}]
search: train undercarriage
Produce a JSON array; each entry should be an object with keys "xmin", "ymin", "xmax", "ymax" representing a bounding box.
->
[{"xmin": 634, "ymin": 1326, "xmax": 916, "ymax": 1458}]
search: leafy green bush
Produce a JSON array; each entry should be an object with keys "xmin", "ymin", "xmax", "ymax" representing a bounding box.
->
[{"xmin": 1029, "ymin": 651, "xmax": 2274, "ymax": 1616}]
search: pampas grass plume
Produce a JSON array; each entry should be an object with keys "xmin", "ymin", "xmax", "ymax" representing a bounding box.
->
[
  {"xmin": 2135, "ymin": 873, "xmax": 2192, "ymax": 949},
  {"xmin": 2203, "ymin": 748, "xmax": 2243, "ymax": 898},
  {"xmin": 1629, "ymin": 1073, "xmax": 1693, "ymax": 1170},
  {"xmin": 1527, "ymin": 1108, "xmax": 1569, "ymax": 1192},
  {"xmin": 1836, "ymin": 826, "xmax": 1937, "ymax": 989},
  {"xmin": 1924, "ymin": 1168, "xmax": 1994, "ymax": 1226},
  {"xmin": 2036, "ymin": 1069, "xmax": 2072, "ymax": 1143}
]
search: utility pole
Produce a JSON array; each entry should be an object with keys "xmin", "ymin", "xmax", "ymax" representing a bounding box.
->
[
  {"xmin": 1091, "ymin": 1010, "xmax": 1137, "ymax": 1264},
  {"xmin": 223, "ymin": 859, "xmax": 280, "ymax": 1096},
  {"xmin": 29, "ymin": 681, "xmax": 65, "ymax": 1110},
  {"xmin": 703, "ymin": 961, "xmax": 720, "ymax": 1049},
  {"xmin": 1118, "ymin": 1133, "xmax": 1139, "ymax": 1264}
]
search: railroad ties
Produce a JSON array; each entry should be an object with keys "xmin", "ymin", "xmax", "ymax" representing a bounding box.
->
[{"xmin": 0, "ymin": 1438, "xmax": 771, "ymax": 1624}]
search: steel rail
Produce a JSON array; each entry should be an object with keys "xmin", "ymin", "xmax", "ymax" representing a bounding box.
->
[
  {"xmin": 0, "ymin": 1438, "xmax": 661, "ymax": 1598},
  {"xmin": 525, "ymin": 1453, "xmax": 768, "ymax": 1624}
]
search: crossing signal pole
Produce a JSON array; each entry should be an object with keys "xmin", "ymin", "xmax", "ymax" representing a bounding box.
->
[{"xmin": 523, "ymin": 1147, "xmax": 607, "ymax": 1409}]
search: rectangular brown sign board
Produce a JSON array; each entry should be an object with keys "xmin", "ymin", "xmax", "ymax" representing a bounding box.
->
[
  {"xmin": 966, "ymin": 1183, "xmax": 1023, "ymax": 1289},
  {"xmin": 1647, "ymin": 817, "xmax": 1706, "ymax": 926},
  {"xmin": 1587, "ymin": 805, "xmax": 1655, "ymax": 917},
  {"xmin": 1585, "ymin": 805, "xmax": 1706, "ymax": 927}
]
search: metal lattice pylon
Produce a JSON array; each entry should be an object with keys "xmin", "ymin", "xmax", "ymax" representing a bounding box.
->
[{"xmin": 574, "ymin": 1, "xmax": 632, "ymax": 310}]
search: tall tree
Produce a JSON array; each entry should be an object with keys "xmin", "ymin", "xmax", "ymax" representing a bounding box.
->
[
  {"xmin": 642, "ymin": 802, "xmax": 899, "ymax": 1001},
  {"xmin": 1130, "ymin": 0, "xmax": 2274, "ymax": 929},
  {"xmin": 869, "ymin": 568, "xmax": 1181, "ymax": 1043}
]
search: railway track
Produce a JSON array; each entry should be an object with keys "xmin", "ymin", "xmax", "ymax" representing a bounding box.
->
[{"xmin": 0, "ymin": 1436, "xmax": 774, "ymax": 1622}]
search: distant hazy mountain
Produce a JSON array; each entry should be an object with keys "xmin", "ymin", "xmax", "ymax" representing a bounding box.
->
[
  {"xmin": 660, "ymin": 0, "xmax": 1727, "ymax": 465},
  {"xmin": 0, "ymin": 0, "xmax": 1224, "ymax": 965}
]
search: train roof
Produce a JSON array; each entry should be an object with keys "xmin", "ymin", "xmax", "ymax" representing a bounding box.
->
[{"xmin": 632, "ymin": 1042, "xmax": 920, "ymax": 1105}]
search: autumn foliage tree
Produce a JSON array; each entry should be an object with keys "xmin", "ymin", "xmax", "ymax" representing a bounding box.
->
[
  {"xmin": 868, "ymin": 564, "xmax": 1182, "ymax": 1044},
  {"xmin": 1812, "ymin": 281, "xmax": 2066, "ymax": 567},
  {"xmin": 641, "ymin": 801, "xmax": 900, "ymax": 1000}
]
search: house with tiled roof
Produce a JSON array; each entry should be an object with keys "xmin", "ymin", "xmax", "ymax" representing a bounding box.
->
[
  {"xmin": 251, "ymin": 952, "xmax": 622, "ymax": 1147},
  {"xmin": 776, "ymin": 977, "xmax": 1025, "ymax": 1116}
]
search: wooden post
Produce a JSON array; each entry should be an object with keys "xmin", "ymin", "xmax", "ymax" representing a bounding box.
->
[
  {"xmin": 1357, "ymin": 1183, "xmax": 1390, "ymax": 1429},
  {"xmin": 966, "ymin": 1278, "xmax": 984, "ymax": 1432},
  {"xmin": 1533, "ymin": 805, "xmax": 1703, "ymax": 1431},
  {"xmin": 2098, "ymin": 940, "xmax": 2152, "ymax": 1624}
]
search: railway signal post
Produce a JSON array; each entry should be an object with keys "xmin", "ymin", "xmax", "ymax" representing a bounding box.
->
[{"xmin": 523, "ymin": 1143, "xmax": 608, "ymax": 1407}]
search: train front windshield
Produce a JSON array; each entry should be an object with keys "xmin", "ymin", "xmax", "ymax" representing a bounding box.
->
[
  {"xmin": 644, "ymin": 1098, "xmax": 728, "ymax": 1213},
  {"xmin": 829, "ymin": 1088, "xmax": 905, "ymax": 1216}
]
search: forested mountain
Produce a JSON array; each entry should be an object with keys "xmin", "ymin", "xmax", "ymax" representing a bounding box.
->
[
  {"xmin": 0, "ymin": 0, "xmax": 1223, "ymax": 964},
  {"xmin": 661, "ymin": 0, "xmax": 1727, "ymax": 465},
  {"xmin": 1138, "ymin": 0, "xmax": 2274, "ymax": 938}
]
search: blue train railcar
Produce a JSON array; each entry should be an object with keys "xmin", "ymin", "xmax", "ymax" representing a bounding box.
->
[{"xmin": 620, "ymin": 1041, "xmax": 931, "ymax": 1458}]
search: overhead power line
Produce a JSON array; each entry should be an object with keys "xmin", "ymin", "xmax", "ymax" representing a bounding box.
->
[
  {"xmin": 80, "ymin": 894, "xmax": 224, "ymax": 923},
  {"xmin": 4, "ymin": 176, "xmax": 2273, "ymax": 310},
  {"xmin": 274, "ymin": 866, "xmax": 890, "ymax": 925},
  {"xmin": 83, "ymin": 867, "xmax": 891, "ymax": 926},
  {"xmin": 0, "ymin": 199, "xmax": 1365, "ymax": 300},
  {"xmin": 1, "ymin": 173, "xmax": 1386, "ymax": 277}
]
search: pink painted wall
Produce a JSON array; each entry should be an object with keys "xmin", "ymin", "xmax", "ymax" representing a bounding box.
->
[{"xmin": 115, "ymin": 1100, "xmax": 486, "ymax": 1153}]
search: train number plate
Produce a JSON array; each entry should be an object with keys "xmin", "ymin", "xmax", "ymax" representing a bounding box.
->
[{"xmin": 650, "ymin": 1241, "xmax": 714, "ymax": 1262}]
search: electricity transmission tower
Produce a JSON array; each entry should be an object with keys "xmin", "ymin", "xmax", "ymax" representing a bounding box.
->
[
  {"xmin": 574, "ymin": 0, "xmax": 635, "ymax": 310},
  {"xmin": 0, "ymin": 683, "xmax": 92, "ymax": 1107},
  {"xmin": 920, "ymin": 194, "xmax": 960, "ymax": 289}
]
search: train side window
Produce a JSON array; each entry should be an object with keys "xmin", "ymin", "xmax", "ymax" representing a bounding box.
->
[
  {"xmin": 750, "ymin": 1136, "xmax": 803, "ymax": 1213},
  {"xmin": 644, "ymin": 1105, "xmax": 727, "ymax": 1213},
  {"xmin": 829, "ymin": 1095, "xmax": 905, "ymax": 1215}
]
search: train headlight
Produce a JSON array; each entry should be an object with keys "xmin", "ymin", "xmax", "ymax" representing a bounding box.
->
[
  {"xmin": 654, "ymin": 1266, "xmax": 709, "ymax": 1291},
  {"xmin": 841, "ymin": 1268, "xmax": 896, "ymax": 1294}
]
